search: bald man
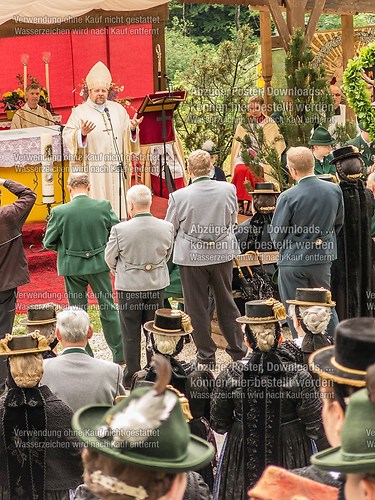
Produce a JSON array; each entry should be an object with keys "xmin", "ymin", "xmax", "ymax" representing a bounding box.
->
[{"xmin": 270, "ymin": 147, "xmax": 344, "ymax": 336}]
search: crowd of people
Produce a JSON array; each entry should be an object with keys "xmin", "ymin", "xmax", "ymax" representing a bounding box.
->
[{"xmin": 1, "ymin": 61, "xmax": 375, "ymax": 499}]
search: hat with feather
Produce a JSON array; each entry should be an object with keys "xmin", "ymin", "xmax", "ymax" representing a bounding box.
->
[{"xmin": 72, "ymin": 355, "xmax": 214, "ymax": 472}]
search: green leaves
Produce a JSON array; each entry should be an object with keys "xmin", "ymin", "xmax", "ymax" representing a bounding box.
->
[{"xmin": 343, "ymin": 43, "xmax": 375, "ymax": 141}]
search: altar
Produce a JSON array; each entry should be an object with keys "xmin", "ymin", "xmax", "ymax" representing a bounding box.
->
[{"xmin": 0, "ymin": 125, "xmax": 69, "ymax": 221}]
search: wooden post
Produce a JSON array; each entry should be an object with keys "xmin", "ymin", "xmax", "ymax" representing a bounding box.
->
[
  {"xmin": 285, "ymin": 0, "xmax": 307, "ymax": 35},
  {"xmin": 260, "ymin": 10, "xmax": 273, "ymax": 111},
  {"xmin": 341, "ymin": 14, "xmax": 355, "ymax": 122}
]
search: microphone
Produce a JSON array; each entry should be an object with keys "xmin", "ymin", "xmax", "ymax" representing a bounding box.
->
[{"xmin": 104, "ymin": 107, "xmax": 110, "ymax": 118}]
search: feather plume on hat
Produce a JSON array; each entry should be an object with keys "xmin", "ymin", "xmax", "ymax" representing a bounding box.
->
[{"xmin": 102, "ymin": 355, "xmax": 176, "ymax": 446}]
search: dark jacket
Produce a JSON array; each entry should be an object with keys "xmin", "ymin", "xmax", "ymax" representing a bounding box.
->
[
  {"xmin": 270, "ymin": 176, "xmax": 344, "ymax": 267},
  {"xmin": 0, "ymin": 385, "xmax": 82, "ymax": 493},
  {"xmin": 0, "ymin": 180, "xmax": 36, "ymax": 292}
]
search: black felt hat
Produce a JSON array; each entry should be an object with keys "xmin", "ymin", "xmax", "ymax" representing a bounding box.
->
[
  {"xmin": 309, "ymin": 318, "xmax": 375, "ymax": 387},
  {"xmin": 286, "ymin": 288, "xmax": 336, "ymax": 307},
  {"xmin": 329, "ymin": 145, "xmax": 361, "ymax": 165},
  {"xmin": 144, "ymin": 309, "xmax": 193, "ymax": 336},
  {"xmin": 249, "ymin": 182, "xmax": 280, "ymax": 194},
  {"xmin": 236, "ymin": 299, "xmax": 286, "ymax": 324}
]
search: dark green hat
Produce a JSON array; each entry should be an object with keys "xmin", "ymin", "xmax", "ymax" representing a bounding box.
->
[
  {"xmin": 312, "ymin": 388, "xmax": 375, "ymax": 473},
  {"xmin": 309, "ymin": 126, "xmax": 335, "ymax": 146},
  {"xmin": 72, "ymin": 386, "xmax": 214, "ymax": 472}
]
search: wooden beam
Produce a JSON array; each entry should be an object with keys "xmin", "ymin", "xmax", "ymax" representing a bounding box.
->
[
  {"xmin": 266, "ymin": 0, "xmax": 291, "ymax": 51},
  {"xmin": 341, "ymin": 14, "xmax": 355, "ymax": 122},
  {"xmin": 305, "ymin": 0, "xmax": 326, "ymax": 45},
  {"xmin": 285, "ymin": 0, "xmax": 307, "ymax": 34},
  {"xmin": 260, "ymin": 10, "xmax": 273, "ymax": 109}
]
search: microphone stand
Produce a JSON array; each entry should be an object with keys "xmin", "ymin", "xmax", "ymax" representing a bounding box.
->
[
  {"xmin": 15, "ymin": 107, "xmax": 66, "ymax": 204},
  {"xmin": 104, "ymin": 107, "xmax": 127, "ymax": 220}
]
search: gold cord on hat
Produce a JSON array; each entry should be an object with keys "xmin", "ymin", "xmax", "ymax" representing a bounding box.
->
[
  {"xmin": 90, "ymin": 470, "xmax": 148, "ymax": 499},
  {"xmin": 264, "ymin": 298, "xmax": 287, "ymax": 321}
]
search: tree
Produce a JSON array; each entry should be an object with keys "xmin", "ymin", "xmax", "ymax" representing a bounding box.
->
[
  {"xmin": 165, "ymin": 18, "xmax": 209, "ymax": 81},
  {"xmin": 167, "ymin": 0, "xmax": 262, "ymax": 44},
  {"xmin": 173, "ymin": 25, "xmax": 259, "ymax": 167},
  {"xmin": 277, "ymin": 29, "xmax": 334, "ymax": 147}
]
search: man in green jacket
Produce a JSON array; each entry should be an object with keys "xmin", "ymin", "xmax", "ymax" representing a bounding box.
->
[
  {"xmin": 43, "ymin": 173, "xmax": 123, "ymax": 363},
  {"xmin": 346, "ymin": 121, "xmax": 375, "ymax": 178},
  {"xmin": 309, "ymin": 126, "xmax": 336, "ymax": 177}
]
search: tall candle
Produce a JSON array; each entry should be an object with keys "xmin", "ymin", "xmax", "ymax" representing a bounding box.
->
[
  {"xmin": 42, "ymin": 52, "xmax": 51, "ymax": 103},
  {"xmin": 20, "ymin": 54, "xmax": 29, "ymax": 93}
]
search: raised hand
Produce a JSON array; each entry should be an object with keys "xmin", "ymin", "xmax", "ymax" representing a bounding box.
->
[
  {"xmin": 81, "ymin": 120, "xmax": 96, "ymax": 136},
  {"xmin": 130, "ymin": 112, "xmax": 144, "ymax": 131}
]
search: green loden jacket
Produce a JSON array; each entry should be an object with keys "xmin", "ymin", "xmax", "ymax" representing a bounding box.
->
[{"xmin": 43, "ymin": 195, "xmax": 119, "ymax": 276}]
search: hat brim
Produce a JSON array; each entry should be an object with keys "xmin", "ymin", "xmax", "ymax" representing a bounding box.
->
[
  {"xmin": 0, "ymin": 346, "xmax": 51, "ymax": 357},
  {"xmin": 309, "ymin": 140, "xmax": 335, "ymax": 146},
  {"xmin": 19, "ymin": 318, "xmax": 57, "ymax": 325},
  {"xmin": 236, "ymin": 316, "xmax": 284, "ymax": 324},
  {"xmin": 72, "ymin": 404, "xmax": 214, "ymax": 472},
  {"xmin": 143, "ymin": 321, "xmax": 191, "ymax": 336},
  {"xmin": 248, "ymin": 190, "xmax": 280, "ymax": 194},
  {"xmin": 286, "ymin": 299, "xmax": 336, "ymax": 307},
  {"xmin": 311, "ymin": 446, "xmax": 375, "ymax": 473},
  {"xmin": 329, "ymin": 152, "xmax": 361, "ymax": 164},
  {"xmin": 308, "ymin": 346, "xmax": 366, "ymax": 387}
]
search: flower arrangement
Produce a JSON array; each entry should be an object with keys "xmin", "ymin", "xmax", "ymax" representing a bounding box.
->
[
  {"xmin": 1, "ymin": 74, "xmax": 49, "ymax": 111},
  {"xmin": 78, "ymin": 80, "xmax": 124, "ymax": 102},
  {"xmin": 1, "ymin": 88, "xmax": 25, "ymax": 110}
]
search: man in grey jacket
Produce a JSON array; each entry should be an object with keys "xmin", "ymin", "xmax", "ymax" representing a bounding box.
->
[
  {"xmin": 105, "ymin": 185, "xmax": 174, "ymax": 387},
  {"xmin": 165, "ymin": 150, "xmax": 247, "ymax": 367},
  {"xmin": 41, "ymin": 307, "xmax": 125, "ymax": 411},
  {"xmin": 270, "ymin": 146, "xmax": 344, "ymax": 335}
]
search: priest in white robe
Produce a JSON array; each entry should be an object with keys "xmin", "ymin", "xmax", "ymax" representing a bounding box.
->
[
  {"xmin": 63, "ymin": 61, "xmax": 142, "ymax": 217},
  {"xmin": 11, "ymin": 83, "xmax": 54, "ymax": 129}
]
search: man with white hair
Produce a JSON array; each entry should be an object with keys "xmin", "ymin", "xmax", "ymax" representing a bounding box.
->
[
  {"xmin": 43, "ymin": 172, "xmax": 124, "ymax": 364},
  {"xmin": 105, "ymin": 184, "xmax": 174, "ymax": 387},
  {"xmin": 63, "ymin": 61, "xmax": 143, "ymax": 217},
  {"xmin": 41, "ymin": 307, "xmax": 125, "ymax": 412}
]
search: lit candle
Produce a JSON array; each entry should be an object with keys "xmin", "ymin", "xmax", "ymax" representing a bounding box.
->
[
  {"xmin": 20, "ymin": 54, "xmax": 29, "ymax": 93},
  {"xmin": 42, "ymin": 52, "xmax": 51, "ymax": 103}
]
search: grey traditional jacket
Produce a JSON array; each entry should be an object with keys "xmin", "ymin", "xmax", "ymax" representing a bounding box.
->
[
  {"xmin": 41, "ymin": 349, "xmax": 125, "ymax": 412},
  {"xmin": 165, "ymin": 177, "xmax": 240, "ymax": 266},
  {"xmin": 270, "ymin": 176, "xmax": 344, "ymax": 266},
  {"xmin": 105, "ymin": 214, "xmax": 174, "ymax": 291}
]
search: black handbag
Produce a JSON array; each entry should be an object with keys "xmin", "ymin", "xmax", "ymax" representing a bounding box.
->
[{"xmin": 234, "ymin": 252, "xmax": 274, "ymax": 301}]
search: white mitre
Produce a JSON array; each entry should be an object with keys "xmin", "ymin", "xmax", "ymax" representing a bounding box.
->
[{"xmin": 86, "ymin": 61, "xmax": 111, "ymax": 90}]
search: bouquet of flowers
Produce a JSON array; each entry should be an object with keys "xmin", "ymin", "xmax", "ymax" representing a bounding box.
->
[{"xmin": 1, "ymin": 88, "xmax": 25, "ymax": 110}]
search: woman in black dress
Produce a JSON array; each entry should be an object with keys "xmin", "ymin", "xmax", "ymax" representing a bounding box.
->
[{"xmin": 211, "ymin": 299, "xmax": 328, "ymax": 500}]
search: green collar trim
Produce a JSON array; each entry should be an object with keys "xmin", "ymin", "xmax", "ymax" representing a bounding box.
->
[
  {"xmin": 192, "ymin": 176, "xmax": 210, "ymax": 184},
  {"xmin": 133, "ymin": 213, "xmax": 153, "ymax": 218},
  {"xmin": 60, "ymin": 347, "xmax": 89, "ymax": 355}
]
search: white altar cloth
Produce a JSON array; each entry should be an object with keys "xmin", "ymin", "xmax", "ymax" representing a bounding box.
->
[{"xmin": 0, "ymin": 125, "xmax": 68, "ymax": 167}]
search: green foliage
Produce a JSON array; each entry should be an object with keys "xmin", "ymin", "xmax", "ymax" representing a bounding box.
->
[
  {"xmin": 167, "ymin": 0, "xmax": 262, "ymax": 44},
  {"xmin": 165, "ymin": 18, "xmax": 210, "ymax": 81},
  {"xmin": 174, "ymin": 25, "xmax": 259, "ymax": 167},
  {"xmin": 237, "ymin": 121, "xmax": 290, "ymax": 191},
  {"xmin": 343, "ymin": 42, "xmax": 375, "ymax": 141},
  {"xmin": 331, "ymin": 122, "xmax": 358, "ymax": 146},
  {"xmin": 277, "ymin": 29, "xmax": 334, "ymax": 147}
]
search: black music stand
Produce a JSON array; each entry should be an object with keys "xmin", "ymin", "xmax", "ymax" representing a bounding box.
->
[{"xmin": 138, "ymin": 91, "xmax": 186, "ymax": 196}]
